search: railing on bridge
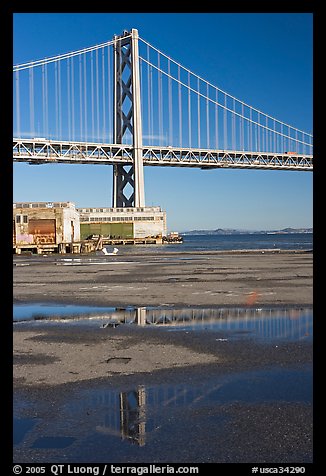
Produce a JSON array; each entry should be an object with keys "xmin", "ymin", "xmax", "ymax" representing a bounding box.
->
[{"xmin": 13, "ymin": 138, "xmax": 312, "ymax": 171}]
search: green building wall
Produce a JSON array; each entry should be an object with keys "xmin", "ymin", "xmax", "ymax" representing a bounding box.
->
[{"xmin": 80, "ymin": 222, "xmax": 134, "ymax": 240}]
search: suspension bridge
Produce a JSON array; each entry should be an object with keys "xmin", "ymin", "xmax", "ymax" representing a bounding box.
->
[{"xmin": 13, "ymin": 28, "xmax": 313, "ymax": 208}]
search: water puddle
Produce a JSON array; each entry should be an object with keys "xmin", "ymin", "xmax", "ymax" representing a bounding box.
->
[
  {"xmin": 31, "ymin": 436, "xmax": 76, "ymax": 449},
  {"xmin": 13, "ymin": 305, "xmax": 312, "ymax": 461},
  {"xmin": 13, "ymin": 304, "xmax": 312, "ymax": 342},
  {"xmin": 13, "ymin": 303, "xmax": 116, "ymax": 322},
  {"xmin": 13, "ymin": 417, "xmax": 40, "ymax": 445},
  {"xmin": 14, "ymin": 365, "xmax": 312, "ymax": 461}
]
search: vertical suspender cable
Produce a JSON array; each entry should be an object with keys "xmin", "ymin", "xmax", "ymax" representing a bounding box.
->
[
  {"xmin": 206, "ymin": 83, "xmax": 209, "ymax": 149},
  {"xmin": 140, "ymin": 57, "xmax": 143, "ymax": 136},
  {"xmin": 71, "ymin": 56, "xmax": 75, "ymax": 141},
  {"xmin": 150, "ymin": 64, "xmax": 154, "ymax": 146},
  {"xmin": 188, "ymin": 71, "xmax": 191, "ymax": 148},
  {"xmin": 253, "ymin": 123, "xmax": 256, "ymax": 153},
  {"xmin": 223, "ymin": 94, "xmax": 227, "ymax": 149},
  {"xmin": 178, "ymin": 65, "xmax": 182, "ymax": 147},
  {"xmin": 15, "ymin": 71, "xmax": 20, "ymax": 138},
  {"xmin": 246, "ymin": 106, "xmax": 248, "ymax": 151},
  {"xmin": 84, "ymin": 54, "xmax": 87, "ymax": 141},
  {"xmin": 58, "ymin": 60, "xmax": 62, "ymax": 139},
  {"xmin": 232, "ymin": 98, "xmax": 235, "ymax": 150},
  {"xmin": 249, "ymin": 107, "xmax": 252, "ymax": 151},
  {"xmin": 241, "ymin": 103, "xmax": 244, "ymax": 150},
  {"xmin": 42, "ymin": 65, "xmax": 46, "ymax": 138},
  {"xmin": 158, "ymin": 53, "xmax": 162, "ymax": 146},
  {"xmin": 264, "ymin": 117, "xmax": 267, "ymax": 152},
  {"xmin": 29, "ymin": 67, "xmax": 34, "ymax": 136},
  {"xmin": 147, "ymin": 45, "xmax": 151, "ymax": 145},
  {"xmin": 150, "ymin": 64, "xmax": 153, "ymax": 146},
  {"xmin": 257, "ymin": 112, "xmax": 260, "ymax": 151},
  {"xmin": 55, "ymin": 61, "xmax": 59, "ymax": 139},
  {"xmin": 197, "ymin": 77, "xmax": 200, "ymax": 148},
  {"xmin": 147, "ymin": 65, "xmax": 153, "ymax": 145},
  {"xmin": 168, "ymin": 59, "xmax": 172, "ymax": 145},
  {"xmin": 102, "ymin": 47, "xmax": 106, "ymax": 142},
  {"xmin": 67, "ymin": 58, "xmax": 71, "ymax": 140},
  {"xmin": 44, "ymin": 63, "xmax": 48, "ymax": 138},
  {"xmin": 215, "ymin": 89, "xmax": 218, "ymax": 150},
  {"xmin": 96, "ymin": 48, "xmax": 100, "ymax": 141},
  {"xmin": 302, "ymin": 132, "xmax": 304, "ymax": 156},
  {"xmin": 91, "ymin": 51, "xmax": 94, "ymax": 141},
  {"xmin": 79, "ymin": 56, "xmax": 83, "ymax": 142},
  {"xmin": 273, "ymin": 119, "xmax": 276, "ymax": 153}
]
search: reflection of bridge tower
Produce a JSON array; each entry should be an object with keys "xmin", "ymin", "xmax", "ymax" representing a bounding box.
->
[
  {"xmin": 120, "ymin": 386, "xmax": 146, "ymax": 446},
  {"xmin": 113, "ymin": 29, "xmax": 145, "ymax": 208},
  {"xmin": 135, "ymin": 307, "xmax": 147, "ymax": 326}
]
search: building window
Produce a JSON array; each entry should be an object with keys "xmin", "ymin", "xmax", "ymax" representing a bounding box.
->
[
  {"xmin": 23, "ymin": 215, "xmax": 28, "ymax": 224},
  {"xmin": 16, "ymin": 215, "xmax": 21, "ymax": 224}
]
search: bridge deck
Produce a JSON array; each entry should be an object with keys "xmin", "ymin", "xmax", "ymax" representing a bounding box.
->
[{"xmin": 13, "ymin": 139, "xmax": 313, "ymax": 171}]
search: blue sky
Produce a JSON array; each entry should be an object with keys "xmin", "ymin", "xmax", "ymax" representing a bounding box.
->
[{"xmin": 13, "ymin": 13, "xmax": 313, "ymax": 231}]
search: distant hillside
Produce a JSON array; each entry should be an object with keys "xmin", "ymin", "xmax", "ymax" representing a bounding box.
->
[{"xmin": 182, "ymin": 227, "xmax": 313, "ymax": 235}]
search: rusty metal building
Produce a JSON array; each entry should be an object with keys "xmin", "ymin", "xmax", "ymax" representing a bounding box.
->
[{"xmin": 13, "ymin": 202, "xmax": 80, "ymax": 254}]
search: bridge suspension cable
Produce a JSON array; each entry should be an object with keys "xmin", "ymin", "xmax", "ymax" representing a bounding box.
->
[
  {"xmin": 13, "ymin": 32, "xmax": 312, "ymax": 157},
  {"xmin": 13, "ymin": 37, "xmax": 125, "ymax": 143},
  {"xmin": 13, "ymin": 36, "xmax": 129, "ymax": 71},
  {"xmin": 138, "ymin": 36, "xmax": 312, "ymax": 155}
]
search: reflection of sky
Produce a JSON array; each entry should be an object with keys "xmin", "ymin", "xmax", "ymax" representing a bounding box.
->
[
  {"xmin": 163, "ymin": 311, "xmax": 313, "ymax": 342},
  {"xmin": 13, "ymin": 303, "xmax": 116, "ymax": 321},
  {"xmin": 13, "ymin": 417, "xmax": 39, "ymax": 445},
  {"xmin": 13, "ymin": 304, "xmax": 312, "ymax": 342}
]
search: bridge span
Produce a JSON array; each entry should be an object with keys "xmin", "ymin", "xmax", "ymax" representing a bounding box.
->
[
  {"xmin": 13, "ymin": 28, "xmax": 313, "ymax": 208},
  {"xmin": 13, "ymin": 138, "xmax": 312, "ymax": 171}
]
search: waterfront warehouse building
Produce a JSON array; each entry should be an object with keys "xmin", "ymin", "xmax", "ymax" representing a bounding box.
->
[
  {"xmin": 13, "ymin": 202, "xmax": 80, "ymax": 254},
  {"xmin": 77, "ymin": 206, "xmax": 167, "ymax": 240},
  {"xmin": 13, "ymin": 203, "xmax": 167, "ymax": 253}
]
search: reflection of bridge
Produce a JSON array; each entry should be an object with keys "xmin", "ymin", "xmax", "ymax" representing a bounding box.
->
[
  {"xmin": 22, "ymin": 306, "xmax": 312, "ymax": 341},
  {"xmin": 13, "ymin": 28, "xmax": 313, "ymax": 208},
  {"xmin": 96, "ymin": 387, "xmax": 147, "ymax": 446},
  {"xmin": 68, "ymin": 350, "xmax": 312, "ymax": 449},
  {"xmin": 79, "ymin": 384, "xmax": 224, "ymax": 447},
  {"xmin": 108, "ymin": 306, "xmax": 312, "ymax": 340}
]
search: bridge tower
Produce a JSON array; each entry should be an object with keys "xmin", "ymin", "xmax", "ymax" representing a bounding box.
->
[{"xmin": 112, "ymin": 28, "xmax": 145, "ymax": 208}]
